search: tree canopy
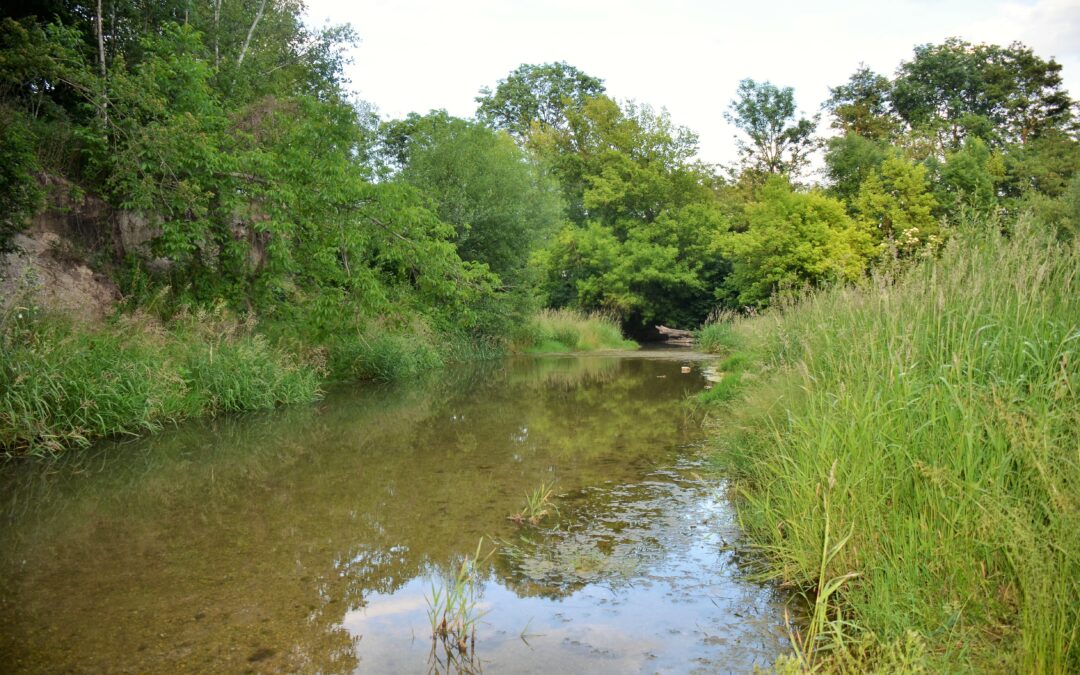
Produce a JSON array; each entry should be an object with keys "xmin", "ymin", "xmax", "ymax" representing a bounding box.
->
[
  {"xmin": 725, "ymin": 78, "xmax": 818, "ymax": 179},
  {"xmin": 475, "ymin": 61, "xmax": 605, "ymax": 142},
  {"xmin": 1, "ymin": 11, "xmax": 1077, "ymax": 337}
]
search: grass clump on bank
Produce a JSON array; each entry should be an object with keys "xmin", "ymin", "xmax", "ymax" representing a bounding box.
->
[
  {"xmin": 0, "ymin": 305, "xmax": 321, "ymax": 456},
  {"xmin": 0, "ymin": 294, "xmax": 513, "ymax": 456},
  {"xmin": 513, "ymin": 309, "xmax": 637, "ymax": 353},
  {"xmin": 696, "ymin": 313, "xmax": 759, "ymax": 405},
  {"xmin": 701, "ymin": 219, "xmax": 1079, "ymax": 672},
  {"xmin": 696, "ymin": 316, "xmax": 741, "ymax": 354},
  {"xmin": 324, "ymin": 331, "xmax": 445, "ymax": 382}
]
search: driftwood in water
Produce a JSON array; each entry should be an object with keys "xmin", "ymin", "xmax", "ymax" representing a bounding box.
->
[{"xmin": 655, "ymin": 325, "xmax": 695, "ymax": 345}]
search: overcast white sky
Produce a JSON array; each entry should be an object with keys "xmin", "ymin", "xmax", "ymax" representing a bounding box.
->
[{"xmin": 304, "ymin": 0, "xmax": 1080, "ymax": 168}]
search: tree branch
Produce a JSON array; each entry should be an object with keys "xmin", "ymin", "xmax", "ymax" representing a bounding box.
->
[{"xmin": 238, "ymin": 0, "xmax": 268, "ymax": 67}]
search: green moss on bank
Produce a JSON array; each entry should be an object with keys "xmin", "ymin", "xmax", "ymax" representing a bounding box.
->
[{"xmin": 699, "ymin": 219, "xmax": 1080, "ymax": 672}]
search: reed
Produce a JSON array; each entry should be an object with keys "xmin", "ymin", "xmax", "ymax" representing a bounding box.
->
[
  {"xmin": 427, "ymin": 538, "xmax": 491, "ymax": 665},
  {"xmin": 509, "ymin": 481, "xmax": 558, "ymax": 526},
  {"xmin": 703, "ymin": 217, "xmax": 1080, "ymax": 671},
  {"xmin": 0, "ymin": 305, "xmax": 321, "ymax": 456}
]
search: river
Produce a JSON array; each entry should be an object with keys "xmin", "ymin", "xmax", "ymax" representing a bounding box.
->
[{"xmin": 0, "ymin": 350, "xmax": 787, "ymax": 672}]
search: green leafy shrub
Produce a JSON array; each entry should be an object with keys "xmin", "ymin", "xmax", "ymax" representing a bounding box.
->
[{"xmin": 0, "ymin": 105, "xmax": 43, "ymax": 250}]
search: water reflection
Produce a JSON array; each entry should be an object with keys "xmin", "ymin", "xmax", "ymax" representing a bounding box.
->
[{"xmin": 0, "ymin": 353, "xmax": 786, "ymax": 672}]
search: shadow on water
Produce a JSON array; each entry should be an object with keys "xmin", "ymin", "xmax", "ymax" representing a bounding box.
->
[{"xmin": 0, "ymin": 353, "xmax": 787, "ymax": 673}]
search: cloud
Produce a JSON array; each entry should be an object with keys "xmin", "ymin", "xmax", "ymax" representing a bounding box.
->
[
  {"xmin": 967, "ymin": 0, "xmax": 1080, "ymax": 59},
  {"xmin": 305, "ymin": 0, "xmax": 1080, "ymax": 167}
]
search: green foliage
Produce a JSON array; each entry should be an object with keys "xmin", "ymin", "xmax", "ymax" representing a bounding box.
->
[
  {"xmin": 182, "ymin": 334, "xmax": 319, "ymax": 414},
  {"xmin": 937, "ymin": 137, "xmax": 1002, "ymax": 217},
  {"xmin": 475, "ymin": 61, "xmax": 605, "ymax": 142},
  {"xmin": 1001, "ymin": 129, "xmax": 1080, "ymax": 207},
  {"xmin": 530, "ymin": 96, "xmax": 727, "ymax": 326},
  {"xmin": 325, "ymin": 331, "xmax": 444, "ymax": 382},
  {"xmin": 696, "ymin": 318, "xmax": 739, "ymax": 353},
  {"xmin": 854, "ymin": 155, "xmax": 942, "ymax": 254},
  {"xmin": 1025, "ymin": 171, "xmax": 1080, "ymax": 240},
  {"xmin": 696, "ymin": 367, "xmax": 748, "ymax": 405},
  {"xmin": 708, "ymin": 218, "xmax": 1080, "ymax": 671},
  {"xmin": 892, "ymin": 38, "xmax": 1073, "ymax": 150},
  {"xmin": 536, "ymin": 211, "xmax": 727, "ymax": 327},
  {"xmin": 720, "ymin": 177, "xmax": 877, "ymax": 306},
  {"xmin": 823, "ymin": 132, "xmax": 890, "ymax": 204},
  {"xmin": 694, "ymin": 317, "xmax": 757, "ymax": 405},
  {"xmin": 0, "ymin": 6, "xmax": 507, "ymax": 344},
  {"xmin": 530, "ymin": 95, "xmax": 709, "ymax": 225},
  {"xmin": 0, "ymin": 105, "xmax": 42, "ymax": 249},
  {"xmin": 510, "ymin": 482, "xmax": 559, "ymax": 525},
  {"xmin": 725, "ymin": 78, "xmax": 818, "ymax": 179},
  {"xmin": 382, "ymin": 110, "xmax": 563, "ymax": 285},
  {"xmin": 823, "ymin": 65, "xmax": 898, "ymax": 141}
]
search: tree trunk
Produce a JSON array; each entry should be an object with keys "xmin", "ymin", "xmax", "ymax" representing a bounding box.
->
[
  {"xmin": 214, "ymin": 0, "xmax": 222, "ymax": 67},
  {"xmin": 95, "ymin": 0, "xmax": 106, "ymax": 78},
  {"xmin": 95, "ymin": 0, "xmax": 108, "ymax": 125},
  {"xmin": 237, "ymin": 0, "xmax": 268, "ymax": 67}
]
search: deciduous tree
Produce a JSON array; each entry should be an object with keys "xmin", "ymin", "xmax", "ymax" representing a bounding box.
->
[
  {"xmin": 475, "ymin": 61, "xmax": 604, "ymax": 142},
  {"xmin": 720, "ymin": 177, "xmax": 876, "ymax": 306},
  {"xmin": 725, "ymin": 78, "xmax": 817, "ymax": 179}
]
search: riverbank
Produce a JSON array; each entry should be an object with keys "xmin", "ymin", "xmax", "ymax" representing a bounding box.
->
[
  {"xmin": 511, "ymin": 308, "xmax": 637, "ymax": 353},
  {"xmin": 0, "ymin": 303, "xmax": 636, "ymax": 457},
  {"xmin": 698, "ymin": 219, "xmax": 1079, "ymax": 671}
]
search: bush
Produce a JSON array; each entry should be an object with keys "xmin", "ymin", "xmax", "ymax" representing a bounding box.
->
[{"xmin": 0, "ymin": 106, "xmax": 43, "ymax": 250}]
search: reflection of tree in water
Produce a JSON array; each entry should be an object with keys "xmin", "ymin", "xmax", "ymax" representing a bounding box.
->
[
  {"xmin": 493, "ymin": 469, "xmax": 711, "ymax": 599},
  {"xmin": 0, "ymin": 356, "xmax": 708, "ymax": 672}
]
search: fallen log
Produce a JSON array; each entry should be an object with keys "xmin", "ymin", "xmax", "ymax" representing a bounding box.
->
[
  {"xmin": 666, "ymin": 337, "xmax": 695, "ymax": 346},
  {"xmin": 655, "ymin": 325, "xmax": 693, "ymax": 339}
]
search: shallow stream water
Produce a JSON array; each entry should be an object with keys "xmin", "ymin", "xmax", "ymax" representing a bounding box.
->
[{"xmin": 0, "ymin": 350, "xmax": 787, "ymax": 672}]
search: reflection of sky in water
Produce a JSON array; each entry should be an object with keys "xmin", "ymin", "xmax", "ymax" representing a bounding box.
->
[
  {"xmin": 0, "ymin": 353, "xmax": 787, "ymax": 672},
  {"xmin": 345, "ymin": 469, "xmax": 786, "ymax": 673}
]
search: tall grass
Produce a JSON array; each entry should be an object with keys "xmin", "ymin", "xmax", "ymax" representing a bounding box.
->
[
  {"xmin": 704, "ymin": 218, "xmax": 1079, "ymax": 672},
  {"xmin": 696, "ymin": 311, "xmax": 741, "ymax": 353},
  {"xmin": 325, "ymin": 331, "xmax": 445, "ymax": 382},
  {"xmin": 0, "ymin": 305, "xmax": 321, "ymax": 456},
  {"xmin": 427, "ymin": 539, "xmax": 491, "ymax": 667},
  {"xmin": 2, "ymin": 292, "xmax": 523, "ymax": 455},
  {"xmin": 513, "ymin": 308, "xmax": 636, "ymax": 353}
]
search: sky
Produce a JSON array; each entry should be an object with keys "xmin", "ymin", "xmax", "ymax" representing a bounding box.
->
[{"xmin": 304, "ymin": 0, "xmax": 1080, "ymax": 168}]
